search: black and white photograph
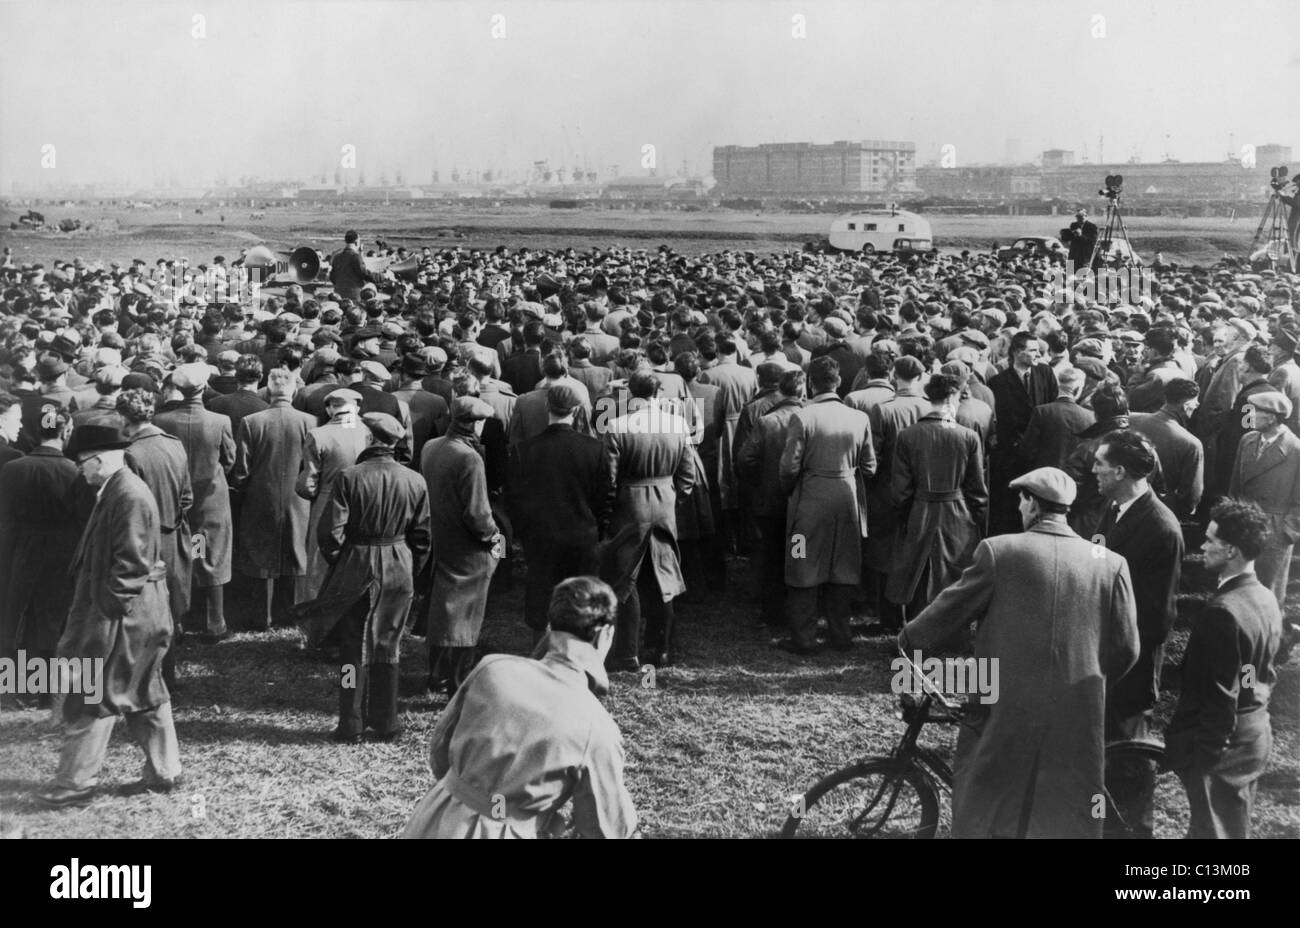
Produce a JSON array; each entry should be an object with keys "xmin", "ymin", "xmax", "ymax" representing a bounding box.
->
[{"xmin": 0, "ymin": 0, "xmax": 1296, "ymax": 879}]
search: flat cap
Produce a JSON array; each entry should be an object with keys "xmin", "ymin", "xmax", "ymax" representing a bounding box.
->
[
  {"xmin": 419, "ymin": 346, "xmax": 449, "ymax": 369},
  {"xmin": 358, "ymin": 359, "xmax": 391, "ymax": 382},
  {"xmin": 324, "ymin": 387, "xmax": 362, "ymax": 406},
  {"xmin": 1009, "ymin": 466, "xmax": 1077, "ymax": 506},
  {"xmin": 822, "ymin": 316, "xmax": 849, "ymax": 338},
  {"xmin": 169, "ymin": 362, "xmax": 211, "ymax": 392},
  {"xmin": 958, "ymin": 329, "xmax": 990, "ymax": 350},
  {"xmin": 1248, "ymin": 391, "xmax": 1292, "ymax": 419},
  {"xmin": 1228, "ymin": 318, "xmax": 1258, "ymax": 340},
  {"xmin": 362, "ymin": 412, "xmax": 404, "ymax": 444},
  {"xmin": 451, "ymin": 396, "xmax": 494, "ymax": 422}
]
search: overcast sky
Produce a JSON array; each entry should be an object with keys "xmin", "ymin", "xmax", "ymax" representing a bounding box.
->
[{"xmin": 1, "ymin": 0, "xmax": 1297, "ymax": 189}]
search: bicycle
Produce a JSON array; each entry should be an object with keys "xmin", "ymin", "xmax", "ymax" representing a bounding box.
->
[{"xmin": 780, "ymin": 686, "xmax": 1171, "ymax": 838}]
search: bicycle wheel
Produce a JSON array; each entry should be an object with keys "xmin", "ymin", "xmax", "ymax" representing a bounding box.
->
[
  {"xmin": 1104, "ymin": 739, "xmax": 1187, "ymax": 839},
  {"xmin": 781, "ymin": 758, "xmax": 940, "ymax": 838}
]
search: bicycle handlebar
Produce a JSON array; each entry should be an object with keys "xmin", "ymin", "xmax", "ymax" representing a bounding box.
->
[{"xmin": 895, "ymin": 645, "xmax": 964, "ymax": 713}]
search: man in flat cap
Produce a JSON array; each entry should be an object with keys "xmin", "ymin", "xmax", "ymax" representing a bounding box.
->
[
  {"xmin": 37, "ymin": 419, "xmax": 182, "ymax": 806},
  {"xmin": 421, "ymin": 397, "xmax": 503, "ymax": 694},
  {"xmin": 295, "ymin": 389, "xmax": 372, "ymax": 602},
  {"xmin": 1228, "ymin": 391, "xmax": 1300, "ymax": 626},
  {"xmin": 1266, "ymin": 318, "xmax": 1300, "ymax": 436},
  {"xmin": 899, "ymin": 467, "xmax": 1139, "ymax": 838},
  {"xmin": 1130, "ymin": 378, "xmax": 1205, "ymax": 519},
  {"xmin": 303, "ymin": 411, "xmax": 430, "ymax": 742},
  {"xmin": 1193, "ymin": 320, "xmax": 1255, "ymax": 495},
  {"xmin": 507, "ymin": 384, "xmax": 613, "ymax": 641},
  {"xmin": 154, "ymin": 362, "xmax": 235, "ymax": 643}
]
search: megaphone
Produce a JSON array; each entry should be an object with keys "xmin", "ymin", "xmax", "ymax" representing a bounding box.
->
[
  {"xmin": 388, "ymin": 256, "xmax": 421, "ymax": 281},
  {"xmin": 241, "ymin": 244, "xmax": 322, "ymax": 284},
  {"xmin": 289, "ymin": 246, "xmax": 321, "ymax": 283}
]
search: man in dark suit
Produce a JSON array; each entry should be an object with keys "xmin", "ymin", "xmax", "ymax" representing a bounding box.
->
[
  {"xmin": 501, "ymin": 321, "xmax": 546, "ymax": 397},
  {"xmin": 327, "ymin": 231, "xmax": 379, "ymax": 302},
  {"xmin": 1130, "ymin": 378, "xmax": 1204, "ymax": 519},
  {"xmin": 1019, "ymin": 366, "xmax": 1094, "ymax": 469},
  {"xmin": 1166, "ymin": 498, "xmax": 1282, "ymax": 838},
  {"xmin": 1092, "ymin": 429, "xmax": 1184, "ymax": 838},
  {"xmin": 1063, "ymin": 208, "xmax": 1099, "ymax": 272},
  {"xmin": 507, "ymin": 384, "xmax": 613, "ymax": 641},
  {"xmin": 988, "ymin": 331, "xmax": 1059, "ymax": 535}
]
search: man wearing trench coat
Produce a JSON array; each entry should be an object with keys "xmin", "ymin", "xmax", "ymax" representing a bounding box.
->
[
  {"xmin": 887, "ymin": 375, "xmax": 987, "ymax": 619},
  {"xmin": 229, "ymin": 372, "xmax": 317, "ymax": 628},
  {"xmin": 422, "ymin": 398, "xmax": 503, "ymax": 695},
  {"xmin": 38, "ymin": 421, "xmax": 180, "ymax": 807},
  {"xmin": 899, "ymin": 467, "xmax": 1139, "ymax": 838},
  {"xmin": 153, "ymin": 363, "xmax": 234, "ymax": 639},
  {"xmin": 307, "ymin": 413, "xmax": 430, "ymax": 742},
  {"xmin": 779, "ymin": 357, "xmax": 876, "ymax": 654}
]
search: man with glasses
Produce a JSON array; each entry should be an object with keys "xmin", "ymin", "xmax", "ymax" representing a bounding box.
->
[{"xmin": 36, "ymin": 419, "xmax": 181, "ymax": 808}]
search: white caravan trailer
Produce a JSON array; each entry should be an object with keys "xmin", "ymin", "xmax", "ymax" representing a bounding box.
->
[{"xmin": 827, "ymin": 209, "xmax": 932, "ymax": 254}]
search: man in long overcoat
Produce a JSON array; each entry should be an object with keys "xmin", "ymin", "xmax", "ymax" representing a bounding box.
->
[
  {"xmin": 1228, "ymin": 391, "xmax": 1300, "ymax": 619},
  {"xmin": 153, "ymin": 362, "xmax": 234, "ymax": 642},
  {"xmin": 295, "ymin": 389, "xmax": 371, "ymax": 601},
  {"xmin": 698, "ymin": 339, "xmax": 756, "ymax": 553},
  {"xmin": 305, "ymin": 413, "xmax": 430, "ymax": 742},
  {"xmin": 736, "ymin": 370, "xmax": 805, "ymax": 627},
  {"xmin": 778, "ymin": 357, "xmax": 876, "ymax": 654},
  {"xmin": 863, "ymin": 356, "xmax": 929, "ymax": 626},
  {"xmin": 0, "ymin": 406, "xmax": 89, "ymax": 706},
  {"xmin": 118, "ymin": 389, "xmax": 192, "ymax": 689},
  {"xmin": 899, "ymin": 467, "xmax": 1138, "ymax": 838},
  {"xmin": 422, "ymin": 397, "xmax": 503, "ymax": 695},
  {"xmin": 887, "ymin": 374, "xmax": 987, "ymax": 621},
  {"xmin": 601, "ymin": 371, "xmax": 697, "ymax": 670},
  {"xmin": 229, "ymin": 369, "xmax": 317, "ymax": 629},
  {"xmin": 37, "ymin": 421, "xmax": 181, "ymax": 807}
]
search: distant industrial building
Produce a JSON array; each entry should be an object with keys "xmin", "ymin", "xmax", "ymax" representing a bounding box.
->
[{"xmin": 712, "ymin": 141, "xmax": 917, "ymax": 195}]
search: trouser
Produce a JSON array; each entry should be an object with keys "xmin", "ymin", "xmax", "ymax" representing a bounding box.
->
[
  {"xmin": 428, "ymin": 646, "xmax": 477, "ymax": 696},
  {"xmin": 609, "ymin": 566, "xmax": 676, "ymax": 668},
  {"xmin": 1104, "ymin": 709, "xmax": 1157, "ymax": 839},
  {"xmin": 756, "ymin": 515, "xmax": 788, "ymax": 625},
  {"xmin": 786, "ymin": 583, "xmax": 855, "ymax": 650},
  {"xmin": 54, "ymin": 702, "xmax": 181, "ymax": 790},
  {"xmin": 1254, "ymin": 540, "xmax": 1292, "ymax": 613},
  {"xmin": 522, "ymin": 540, "xmax": 597, "ymax": 631},
  {"xmin": 1177, "ymin": 711, "xmax": 1271, "ymax": 839},
  {"xmin": 188, "ymin": 583, "xmax": 227, "ymax": 636},
  {"xmin": 248, "ymin": 577, "xmax": 298, "ymax": 630},
  {"xmin": 679, "ymin": 539, "xmax": 708, "ymax": 603},
  {"xmin": 336, "ymin": 596, "xmax": 400, "ymax": 736}
]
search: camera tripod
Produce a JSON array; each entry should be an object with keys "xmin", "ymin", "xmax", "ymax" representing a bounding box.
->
[
  {"xmin": 1090, "ymin": 194, "xmax": 1137, "ymax": 270},
  {"xmin": 1250, "ymin": 167, "xmax": 1296, "ymax": 273}
]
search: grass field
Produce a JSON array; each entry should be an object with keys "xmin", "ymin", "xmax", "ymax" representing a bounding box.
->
[
  {"xmin": 1, "ymin": 203, "xmax": 1262, "ymax": 268},
  {"xmin": 1, "ymin": 552, "xmax": 1297, "ymax": 839}
]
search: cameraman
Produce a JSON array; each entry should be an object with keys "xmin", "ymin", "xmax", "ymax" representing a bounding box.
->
[{"xmin": 1063, "ymin": 208, "xmax": 1099, "ymax": 272}]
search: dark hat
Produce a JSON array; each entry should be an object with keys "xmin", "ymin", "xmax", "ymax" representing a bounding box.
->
[
  {"xmin": 1273, "ymin": 319, "xmax": 1299, "ymax": 354},
  {"xmin": 48, "ymin": 333, "xmax": 81, "ymax": 360},
  {"xmin": 122, "ymin": 372, "xmax": 159, "ymax": 393},
  {"xmin": 36, "ymin": 356, "xmax": 69, "ymax": 379},
  {"xmin": 894, "ymin": 355, "xmax": 925, "ymax": 380},
  {"xmin": 351, "ymin": 325, "xmax": 382, "ymax": 342},
  {"xmin": 400, "ymin": 353, "xmax": 429, "ymax": 377},
  {"xmin": 65, "ymin": 417, "xmax": 131, "ymax": 458},
  {"xmin": 361, "ymin": 412, "xmax": 404, "ymax": 444},
  {"xmin": 546, "ymin": 383, "xmax": 583, "ymax": 415},
  {"xmin": 755, "ymin": 361, "xmax": 786, "ymax": 387}
]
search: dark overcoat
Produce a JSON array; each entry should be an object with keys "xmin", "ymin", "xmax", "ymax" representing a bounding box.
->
[
  {"xmin": 125, "ymin": 425, "xmax": 194, "ymax": 622},
  {"xmin": 229, "ymin": 399, "xmax": 316, "ymax": 578},
  {"xmin": 887, "ymin": 413, "xmax": 987, "ymax": 605},
  {"xmin": 1129, "ymin": 409, "xmax": 1204, "ymax": 519},
  {"xmin": 303, "ymin": 447, "xmax": 430, "ymax": 663},
  {"xmin": 0, "ymin": 448, "xmax": 89, "ymax": 653},
  {"xmin": 422, "ymin": 433, "xmax": 500, "ymax": 647}
]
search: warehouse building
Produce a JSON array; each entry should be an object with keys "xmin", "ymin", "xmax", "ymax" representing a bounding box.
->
[{"xmin": 712, "ymin": 141, "xmax": 917, "ymax": 195}]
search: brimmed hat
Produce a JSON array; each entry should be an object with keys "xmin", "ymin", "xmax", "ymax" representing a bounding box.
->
[
  {"xmin": 451, "ymin": 396, "xmax": 494, "ymax": 422},
  {"xmin": 324, "ymin": 387, "xmax": 362, "ymax": 407},
  {"xmin": 65, "ymin": 418, "xmax": 130, "ymax": 458},
  {"xmin": 1249, "ymin": 391, "xmax": 1292, "ymax": 419}
]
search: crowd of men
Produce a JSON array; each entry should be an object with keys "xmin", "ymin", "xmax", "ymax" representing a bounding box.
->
[{"xmin": 0, "ymin": 228, "xmax": 1294, "ymax": 837}]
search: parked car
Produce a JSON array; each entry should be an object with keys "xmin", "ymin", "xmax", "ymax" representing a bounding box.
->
[{"xmin": 996, "ymin": 236, "xmax": 1065, "ymax": 262}]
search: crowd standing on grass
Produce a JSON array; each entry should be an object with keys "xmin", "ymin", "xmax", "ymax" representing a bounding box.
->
[{"xmin": 0, "ymin": 229, "xmax": 1295, "ymax": 837}]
